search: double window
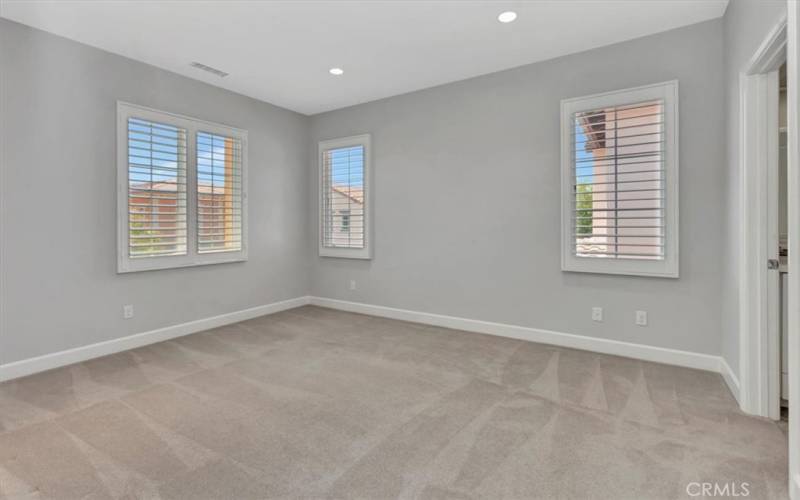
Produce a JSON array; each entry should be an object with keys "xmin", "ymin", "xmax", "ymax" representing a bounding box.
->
[
  {"xmin": 319, "ymin": 134, "xmax": 372, "ymax": 259},
  {"xmin": 117, "ymin": 102, "xmax": 247, "ymax": 272},
  {"xmin": 560, "ymin": 81, "xmax": 679, "ymax": 278}
]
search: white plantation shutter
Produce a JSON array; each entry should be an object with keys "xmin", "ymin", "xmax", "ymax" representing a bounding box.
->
[
  {"xmin": 322, "ymin": 145, "xmax": 364, "ymax": 248},
  {"xmin": 118, "ymin": 103, "xmax": 248, "ymax": 273},
  {"xmin": 572, "ymin": 100, "xmax": 665, "ymax": 259},
  {"xmin": 127, "ymin": 117, "xmax": 188, "ymax": 258},
  {"xmin": 319, "ymin": 135, "xmax": 372, "ymax": 259},
  {"xmin": 197, "ymin": 132, "xmax": 243, "ymax": 254},
  {"xmin": 561, "ymin": 82, "xmax": 678, "ymax": 278}
]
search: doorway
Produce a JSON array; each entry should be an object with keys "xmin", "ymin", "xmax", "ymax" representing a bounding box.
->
[
  {"xmin": 743, "ymin": 8, "xmax": 800, "ymax": 498},
  {"xmin": 739, "ymin": 17, "xmax": 786, "ymax": 420}
]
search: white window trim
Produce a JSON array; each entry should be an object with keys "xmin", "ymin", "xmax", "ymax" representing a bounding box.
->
[
  {"xmin": 117, "ymin": 101, "xmax": 248, "ymax": 273},
  {"xmin": 318, "ymin": 134, "xmax": 372, "ymax": 259},
  {"xmin": 560, "ymin": 80, "xmax": 679, "ymax": 278}
]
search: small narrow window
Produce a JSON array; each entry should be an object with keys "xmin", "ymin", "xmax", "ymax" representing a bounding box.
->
[
  {"xmin": 561, "ymin": 81, "xmax": 678, "ymax": 277},
  {"xmin": 319, "ymin": 134, "xmax": 371, "ymax": 259}
]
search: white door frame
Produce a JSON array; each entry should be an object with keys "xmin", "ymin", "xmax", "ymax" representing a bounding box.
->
[
  {"xmin": 786, "ymin": 2, "xmax": 800, "ymax": 496},
  {"xmin": 739, "ymin": 16, "xmax": 787, "ymax": 419}
]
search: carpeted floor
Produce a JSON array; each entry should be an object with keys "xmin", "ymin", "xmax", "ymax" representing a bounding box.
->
[{"xmin": 0, "ymin": 306, "xmax": 788, "ymax": 499}]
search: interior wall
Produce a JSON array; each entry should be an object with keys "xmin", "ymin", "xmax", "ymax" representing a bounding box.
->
[
  {"xmin": 0, "ymin": 6, "xmax": 775, "ymax": 371},
  {"xmin": 0, "ymin": 18, "xmax": 312, "ymax": 365},
  {"xmin": 309, "ymin": 19, "xmax": 726, "ymax": 356},
  {"xmin": 720, "ymin": 0, "xmax": 787, "ymax": 380}
]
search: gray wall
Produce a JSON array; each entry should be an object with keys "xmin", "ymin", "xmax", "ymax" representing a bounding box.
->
[
  {"xmin": 0, "ymin": 19, "xmax": 311, "ymax": 364},
  {"xmin": 309, "ymin": 19, "xmax": 726, "ymax": 356},
  {"xmin": 0, "ymin": 12, "xmax": 752, "ymax": 368},
  {"xmin": 720, "ymin": 0, "xmax": 787, "ymax": 379}
]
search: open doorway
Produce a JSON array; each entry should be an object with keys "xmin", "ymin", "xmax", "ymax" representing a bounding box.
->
[
  {"xmin": 742, "ymin": 9, "xmax": 800, "ymax": 497},
  {"xmin": 755, "ymin": 61, "xmax": 792, "ymax": 425},
  {"xmin": 739, "ymin": 18, "xmax": 786, "ymax": 420}
]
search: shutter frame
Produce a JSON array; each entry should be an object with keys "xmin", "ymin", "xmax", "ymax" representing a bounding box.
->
[
  {"xmin": 117, "ymin": 102, "xmax": 248, "ymax": 273},
  {"xmin": 560, "ymin": 81, "xmax": 679, "ymax": 278},
  {"xmin": 318, "ymin": 134, "xmax": 372, "ymax": 260}
]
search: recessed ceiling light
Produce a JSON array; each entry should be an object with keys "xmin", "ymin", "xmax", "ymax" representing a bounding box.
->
[
  {"xmin": 498, "ymin": 11, "xmax": 517, "ymax": 23},
  {"xmin": 329, "ymin": 67, "xmax": 344, "ymax": 76}
]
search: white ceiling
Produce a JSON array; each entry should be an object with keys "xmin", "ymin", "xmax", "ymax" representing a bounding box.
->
[{"xmin": 1, "ymin": 0, "xmax": 729, "ymax": 115}]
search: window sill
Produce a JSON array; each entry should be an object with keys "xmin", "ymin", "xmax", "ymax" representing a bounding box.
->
[
  {"xmin": 117, "ymin": 253, "xmax": 247, "ymax": 273},
  {"xmin": 561, "ymin": 256, "xmax": 679, "ymax": 278},
  {"xmin": 319, "ymin": 247, "xmax": 371, "ymax": 260}
]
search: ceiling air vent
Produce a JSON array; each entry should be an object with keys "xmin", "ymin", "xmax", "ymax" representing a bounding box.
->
[{"xmin": 190, "ymin": 62, "xmax": 229, "ymax": 78}]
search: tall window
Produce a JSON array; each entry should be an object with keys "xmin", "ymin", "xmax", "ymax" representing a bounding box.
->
[
  {"xmin": 319, "ymin": 134, "xmax": 371, "ymax": 259},
  {"xmin": 117, "ymin": 102, "xmax": 248, "ymax": 273},
  {"xmin": 196, "ymin": 132, "xmax": 243, "ymax": 254},
  {"xmin": 561, "ymin": 81, "xmax": 678, "ymax": 278}
]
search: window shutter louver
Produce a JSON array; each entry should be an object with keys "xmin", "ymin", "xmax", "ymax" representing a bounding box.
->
[
  {"xmin": 197, "ymin": 132, "xmax": 243, "ymax": 254},
  {"xmin": 572, "ymin": 100, "xmax": 666, "ymax": 260},
  {"xmin": 322, "ymin": 145, "xmax": 365, "ymax": 249},
  {"xmin": 127, "ymin": 117, "xmax": 188, "ymax": 258}
]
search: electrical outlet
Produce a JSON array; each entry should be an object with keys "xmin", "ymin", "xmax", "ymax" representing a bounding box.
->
[
  {"xmin": 349, "ymin": 280, "xmax": 356, "ymax": 291},
  {"xmin": 123, "ymin": 304, "xmax": 134, "ymax": 319},
  {"xmin": 635, "ymin": 310, "xmax": 648, "ymax": 326},
  {"xmin": 591, "ymin": 307, "xmax": 603, "ymax": 322}
]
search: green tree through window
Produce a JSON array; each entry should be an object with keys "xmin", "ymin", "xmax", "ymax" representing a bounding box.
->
[{"xmin": 575, "ymin": 184, "xmax": 593, "ymax": 236}]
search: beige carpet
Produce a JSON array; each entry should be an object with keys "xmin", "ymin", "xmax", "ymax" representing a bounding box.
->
[{"xmin": 0, "ymin": 306, "xmax": 788, "ymax": 499}]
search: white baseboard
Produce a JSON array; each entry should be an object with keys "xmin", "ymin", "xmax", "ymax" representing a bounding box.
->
[
  {"xmin": 310, "ymin": 296, "xmax": 723, "ymax": 373},
  {"xmin": 0, "ymin": 294, "xmax": 730, "ymax": 390},
  {"xmin": 719, "ymin": 356, "xmax": 742, "ymax": 405},
  {"xmin": 0, "ymin": 296, "xmax": 311, "ymax": 383},
  {"xmin": 792, "ymin": 473, "xmax": 800, "ymax": 500}
]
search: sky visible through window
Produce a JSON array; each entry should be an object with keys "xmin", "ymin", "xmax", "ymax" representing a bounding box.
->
[
  {"xmin": 574, "ymin": 126, "xmax": 593, "ymax": 184},
  {"xmin": 197, "ymin": 132, "xmax": 233, "ymax": 187},
  {"xmin": 128, "ymin": 119, "xmax": 182, "ymax": 184},
  {"xmin": 128, "ymin": 121, "xmax": 232, "ymax": 186},
  {"xmin": 329, "ymin": 146, "xmax": 364, "ymax": 187}
]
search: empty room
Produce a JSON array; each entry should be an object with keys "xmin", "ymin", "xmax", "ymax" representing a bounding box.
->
[{"xmin": 0, "ymin": 0, "xmax": 798, "ymax": 498}]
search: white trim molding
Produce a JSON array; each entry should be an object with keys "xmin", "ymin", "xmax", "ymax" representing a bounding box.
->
[
  {"xmin": 786, "ymin": 1, "xmax": 799, "ymax": 497},
  {"xmin": 0, "ymin": 296, "xmax": 310, "ymax": 383},
  {"xmin": 738, "ymin": 15, "xmax": 788, "ymax": 419},
  {"xmin": 720, "ymin": 356, "xmax": 742, "ymax": 406},
  {"xmin": 745, "ymin": 16, "xmax": 788, "ymax": 76},
  {"xmin": 794, "ymin": 474, "xmax": 800, "ymax": 500},
  {"xmin": 1, "ymin": 294, "xmax": 737, "ymax": 402},
  {"xmin": 310, "ymin": 297, "xmax": 725, "ymax": 375}
]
